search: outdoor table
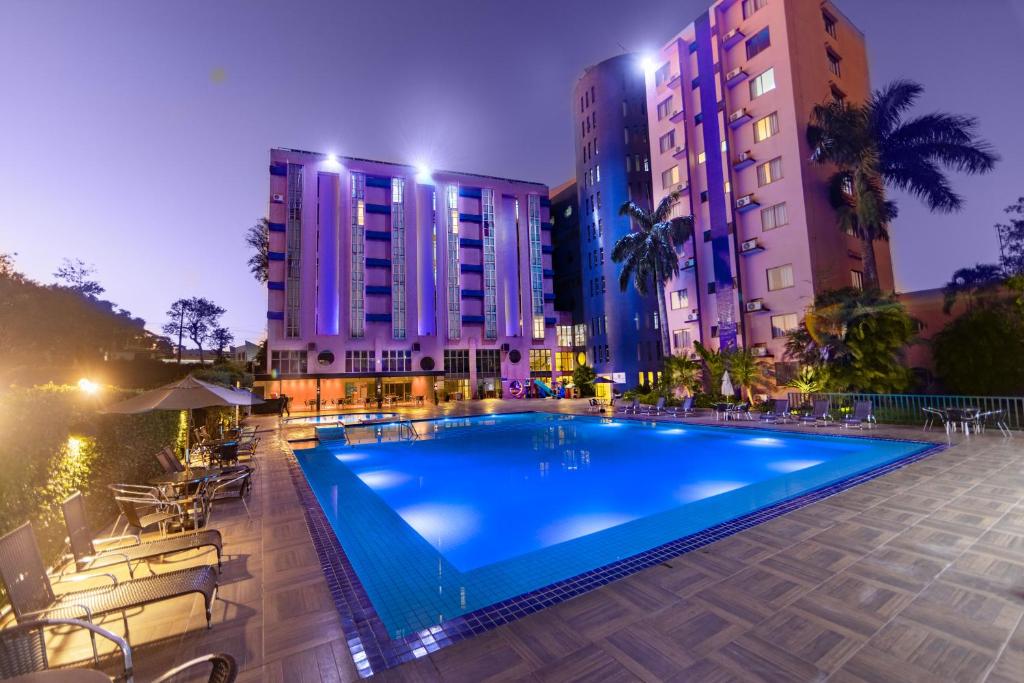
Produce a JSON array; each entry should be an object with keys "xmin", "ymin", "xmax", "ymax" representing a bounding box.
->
[{"xmin": 148, "ymin": 466, "xmax": 227, "ymax": 487}]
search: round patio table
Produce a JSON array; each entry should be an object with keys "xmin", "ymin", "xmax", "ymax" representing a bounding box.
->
[{"xmin": 148, "ymin": 466, "xmax": 228, "ymax": 487}]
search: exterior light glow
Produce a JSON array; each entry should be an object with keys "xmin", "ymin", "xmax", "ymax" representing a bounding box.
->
[
  {"xmin": 77, "ymin": 378, "xmax": 99, "ymax": 394},
  {"xmin": 325, "ymin": 153, "xmax": 340, "ymax": 165},
  {"xmin": 415, "ymin": 164, "xmax": 432, "ymax": 183},
  {"xmin": 640, "ymin": 55, "xmax": 657, "ymax": 75}
]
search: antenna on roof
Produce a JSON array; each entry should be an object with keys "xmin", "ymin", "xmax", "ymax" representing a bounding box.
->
[{"xmin": 617, "ymin": 42, "xmax": 628, "ymax": 53}]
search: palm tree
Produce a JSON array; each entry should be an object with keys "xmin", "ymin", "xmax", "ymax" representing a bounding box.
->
[
  {"xmin": 693, "ymin": 340, "xmax": 727, "ymax": 397},
  {"xmin": 661, "ymin": 353, "xmax": 701, "ymax": 397},
  {"xmin": 245, "ymin": 218, "xmax": 270, "ymax": 283},
  {"xmin": 726, "ymin": 348, "xmax": 763, "ymax": 403},
  {"xmin": 613, "ymin": 190, "xmax": 695, "ymax": 356},
  {"xmin": 807, "ymin": 80, "xmax": 998, "ymax": 289}
]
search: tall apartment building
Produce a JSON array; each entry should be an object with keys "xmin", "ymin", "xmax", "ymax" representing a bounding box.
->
[
  {"xmin": 645, "ymin": 0, "xmax": 894, "ymax": 373},
  {"xmin": 258, "ymin": 148, "xmax": 563, "ymax": 406},
  {"xmin": 573, "ymin": 54, "xmax": 664, "ymax": 388}
]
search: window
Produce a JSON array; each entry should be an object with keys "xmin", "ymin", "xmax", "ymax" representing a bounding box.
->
[
  {"xmin": 476, "ymin": 349, "xmax": 501, "ymax": 376},
  {"xmin": 851, "ymin": 270, "xmax": 864, "ymax": 290},
  {"xmin": 533, "ymin": 315, "xmax": 545, "ymax": 340},
  {"xmin": 270, "ymin": 350, "xmax": 307, "ymax": 375},
  {"xmin": 749, "ymin": 68, "xmax": 776, "ymax": 99},
  {"xmin": 348, "ymin": 171, "xmax": 365, "ymax": 338},
  {"xmin": 656, "ymin": 98, "xmax": 674, "ymax": 120},
  {"xmin": 670, "ymin": 289, "xmax": 689, "ymax": 310},
  {"xmin": 760, "ymin": 202, "xmax": 788, "ymax": 230},
  {"xmin": 555, "ymin": 351, "xmax": 575, "ymax": 372},
  {"xmin": 654, "ymin": 64, "xmax": 670, "ymax": 86},
  {"xmin": 381, "ymin": 349, "xmax": 412, "ymax": 372},
  {"xmin": 529, "ymin": 349, "xmax": 552, "ymax": 372},
  {"xmin": 770, "ymin": 313, "xmax": 798, "ymax": 339},
  {"xmin": 658, "ymin": 130, "xmax": 676, "ymax": 153},
  {"xmin": 742, "ymin": 0, "xmax": 767, "ymax": 18},
  {"xmin": 823, "ymin": 11, "xmax": 837, "ymax": 38},
  {"xmin": 574, "ymin": 323, "xmax": 586, "ymax": 346},
  {"xmin": 767, "ymin": 264, "xmax": 794, "ymax": 291},
  {"xmin": 672, "ymin": 329, "xmax": 691, "ymax": 350},
  {"xmin": 344, "ymin": 350, "xmax": 375, "ymax": 373},
  {"xmin": 697, "ymin": 151, "xmax": 706, "ymax": 164},
  {"xmin": 446, "ymin": 185, "xmax": 461, "ymax": 340},
  {"xmin": 444, "ymin": 349, "xmax": 470, "ymax": 377},
  {"xmin": 757, "ymin": 157, "xmax": 783, "ymax": 186},
  {"xmin": 285, "ymin": 164, "xmax": 303, "ymax": 338},
  {"xmin": 827, "ymin": 49, "xmax": 842, "ymax": 77},
  {"xmin": 661, "ymin": 166, "xmax": 680, "ymax": 189},
  {"xmin": 753, "ymin": 112, "xmax": 779, "ymax": 142},
  {"xmin": 623, "ymin": 127, "xmax": 629, "ymax": 144},
  {"xmin": 557, "ymin": 324, "xmax": 574, "ymax": 346},
  {"xmin": 746, "ymin": 27, "xmax": 771, "ymax": 60},
  {"xmin": 391, "ymin": 177, "xmax": 406, "ymax": 340}
]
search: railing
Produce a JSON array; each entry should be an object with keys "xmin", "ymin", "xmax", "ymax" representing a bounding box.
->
[
  {"xmin": 343, "ymin": 417, "xmax": 419, "ymax": 445},
  {"xmin": 786, "ymin": 392, "xmax": 1024, "ymax": 430}
]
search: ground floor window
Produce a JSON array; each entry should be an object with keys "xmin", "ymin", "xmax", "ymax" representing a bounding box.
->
[
  {"xmin": 529, "ymin": 349, "xmax": 552, "ymax": 372},
  {"xmin": 444, "ymin": 349, "xmax": 470, "ymax": 376},
  {"xmin": 475, "ymin": 349, "xmax": 501, "ymax": 377},
  {"xmin": 442, "ymin": 378, "xmax": 470, "ymax": 401},
  {"xmin": 270, "ymin": 350, "xmax": 307, "ymax": 375},
  {"xmin": 382, "ymin": 380, "xmax": 412, "ymax": 402}
]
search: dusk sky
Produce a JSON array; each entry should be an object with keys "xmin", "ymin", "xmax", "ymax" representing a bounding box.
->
[{"xmin": 2, "ymin": 0, "xmax": 1022, "ymax": 343}]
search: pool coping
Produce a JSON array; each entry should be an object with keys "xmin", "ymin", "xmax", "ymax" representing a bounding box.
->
[{"xmin": 283, "ymin": 412, "xmax": 947, "ymax": 678}]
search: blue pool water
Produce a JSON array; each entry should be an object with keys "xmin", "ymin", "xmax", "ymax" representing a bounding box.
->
[
  {"xmin": 295, "ymin": 412, "xmax": 929, "ymax": 636},
  {"xmin": 284, "ymin": 412, "xmax": 397, "ymax": 426}
]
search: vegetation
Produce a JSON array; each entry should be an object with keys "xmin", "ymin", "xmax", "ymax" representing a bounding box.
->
[
  {"xmin": 612, "ymin": 191, "xmax": 694, "ymax": 356},
  {"xmin": 727, "ymin": 348, "xmax": 765, "ymax": 403},
  {"xmin": 245, "ymin": 217, "xmax": 270, "ymax": 283},
  {"xmin": 784, "ymin": 365, "xmax": 829, "ymax": 395},
  {"xmin": 785, "ymin": 288, "xmax": 917, "ymax": 393},
  {"xmin": 693, "ymin": 341, "xmax": 727, "ymax": 397},
  {"xmin": 162, "ymin": 297, "xmax": 228, "ymax": 364},
  {"xmin": 660, "ymin": 354, "xmax": 701, "ymax": 397},
  {"xmin": 807, "ymin": 80, "xmax": 997, "ymax": 288},
  {"xmin": 571, "ymin": 363, "xmax": 597, "ymax": 398},
  {"xmin": 933, "ymin": 306, "xmax": 1024, "ymax": 395}
]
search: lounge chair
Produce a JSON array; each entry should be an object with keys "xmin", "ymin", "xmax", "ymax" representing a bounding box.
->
[
  {"xmin": 842, "ymin": 400, "xmax": 876, "ymax": 429},
  {"xmin": 0, "ymin": 522, "xmax": 219, "ymax": 652},
  {"xmin": 62, "ymin": 492, "xmax": 222, "ymax": 578},
  {"xmin": 799, "ymin": 399, "xmax": 833, "ymax": 427},
  {"xmin": 586, "ymin": 398, "xmax": 601, "ymax": 413},
  {"xmin": 668, "ymin": 396, "xmax": 696, "ymax": 417},
  {"xmin": 643, "ymin": 397, "xmax": 667, "ymax": 415},
  {"xmin": 760, "ymin": 399, "xmax": 792, "ymax": 424},
  {"xmin": 0, "ymin": 617, "xmax": 133, "ymax": 677},
  {"xmin": 617, "ymin": 398, "xmax": 640, "ymax": 414}
]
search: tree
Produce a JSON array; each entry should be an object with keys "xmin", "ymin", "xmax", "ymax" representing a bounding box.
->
[
  {"xmin": 784, "ymin": 366, "xmax": 829, "ymax": 395},
  {"xmin": 661, "ymin": 354, "xmax": 701, "ymax": 397},
  {"xmin": 941, "ymin": 264, "xmax": 1005, "ymax": 313},
  {"xmin": 693, "ymin": 341, "xmax": 727, "ymax": 397},
  {"xmin": 785, "ymin": 288, "xmax": 916, "ymax": 393},
  {"xmin": 246, "ymin": 218, "xmax": 270, "ymax": 284},
  {"xmin": 0, "ymin": 253, "xmax": 22, "ymax": 282},
  {"xmin": 726, "ymin": 348, "xmax": 764, "ymax": 403},
  {"xmin": 613, "ymin": 190, "xmax": 695, "ymax": 357},
  {"xmin": 996, "ymin": 197, "xmax": 1024, "ymax": 276},
  {"xmin": 211, "ymin": 327, "xmax": 234, "ymax": 362},
  {"xmin": 807, "ymin": 80, "xmax": 998, "ymax": 289},
  {"xmin": 933, "ymin": 305, "xmax": 1024, "ymax": 395},
  {"xmin": 572, "ymin": 364, "xmax": 597, "ymax": 398},
  {"xmin": 162, "ymin": 297, "xmax": 226, "ymax": 364},
  {"xmin": 53, "ymin": 258, "xmax": 104, "ymax": 298}
]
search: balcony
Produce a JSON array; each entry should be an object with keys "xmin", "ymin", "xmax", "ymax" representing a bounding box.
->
[
  {"xmin": 722, "ymin": 28, "xmax": 745, "ymax": 50},
  {"xmin": 724, "ymin": 68, "xmax": 749, "ymax": 89},
  {"xmin": 669, "ymin": 109, "xmax": 687, "ymax": 124},
  {"xmin": 744, "ymin": 299, "xmax": 769, "ymax": 314},
  {"xmin": 728, "ymin": 108, "xmax": 752, "ymax": 129},
  {"xmin": 672, "ymin": 146, "xmax": 687, "ymax": 160},
  {"xmin": 739, "ymin": 238, "xmax": 764, "ymax": 256},
  {"xmin": 667, "ymin": 72, "xmax": 681, "ymax": 89},
  {"xmin": 733, "ymin": 152, "xmax": 756, "ymax": 171},
  {"xmin": 735, "ymin": 195, "xmax": 761, "ymax": 213},
  {"xmin": 681, "ymin": 257, "xmax": 696, "ymax": 270}
]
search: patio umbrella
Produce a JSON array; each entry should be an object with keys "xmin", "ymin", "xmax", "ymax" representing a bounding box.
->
[
  {"xmin": 721, "ymin": 371, "xmax": 734, "ymax": 399},
  {"xmin": 103, "ymin": 375, "xmax": 262, "ymax": 467},
  {"xmin": 593, "ymin": 377, "xmax": 615, "ymax": 384}
]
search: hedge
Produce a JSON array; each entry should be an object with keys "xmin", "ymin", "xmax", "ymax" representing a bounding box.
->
[{"xmin": 0, "ymin": 384, "xmax": 180, "ymax": 606}]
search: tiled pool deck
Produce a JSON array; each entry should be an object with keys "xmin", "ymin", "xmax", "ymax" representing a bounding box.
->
[{"xmin": 18, "ymin": 400, "xmax": 1024, "ymax": 681}]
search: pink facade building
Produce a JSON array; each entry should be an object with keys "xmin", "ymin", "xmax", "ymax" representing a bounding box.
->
[
  {"xmin": 646, "ymin": 0, "xmax": 894, "ymax": 375},
  {"xmin": 258, "ymin": 148, "xmax": 564, "ymax": 407}
]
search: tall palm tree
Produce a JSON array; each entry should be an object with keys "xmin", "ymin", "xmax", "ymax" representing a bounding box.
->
[
  {"xmin": 726, "ymin": 348, "xmax": 764, "ymax": 403},
  {"xmin": 807, "ymin": 80, "xmax": 998, "ymax": 289},
  {"xmin": 245, "ymin": 218, "xmax": 270, "ymax": 283},
  {"xmin": 613, "ymin": 190, "xmax": 695, "ymax": 357}
]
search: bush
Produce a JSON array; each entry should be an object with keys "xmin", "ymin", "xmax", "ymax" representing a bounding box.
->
[
  {"xmin": 933, "ymin": 305, "xmax": 1024, "ymax": 395},
  {"xmin": 0, "ymin": 384, "xmax": 179, "ymax": 604}
]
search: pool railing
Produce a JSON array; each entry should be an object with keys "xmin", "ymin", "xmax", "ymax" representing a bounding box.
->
[{"xmin": 787, "ymin": 392, "xmax": 1023, "ymax": 430}]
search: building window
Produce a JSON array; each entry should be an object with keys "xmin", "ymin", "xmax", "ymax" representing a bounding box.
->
[
  {"xmin": 851, "ymin": 270, "xmax": 864, "ymax": 290},
  {"xmin": 391, "ymin": 178, "xmax": 407, "ymax": 340},
  {"xmin": 270, "ymin": 350, "xmax": 307, "ymax": 375},
  {"xmin": 770, "ymin": 313, "xmax": 798, "ymax": 339},
  {"xmin": 444, "ymin": 349, "xmax": 470, "ymax": 376},
  {"xmin": 760, "ymin": 202, "xmax": 788, "ymax": 231},
  {"xmin": 446, "ymin": 185, "xmax": 462, "ymax": 340},
  {"xmin": 658, "ymin": 131, "xmax": 676, "ymax": 153},
  {"xmin": 654, "ymin": 63, "xmax": 670, "ymax": 87},
  {"xmin": 753, "ymin": 112, "xmax": 780, "ymax": 142},
  {"xmin": 481, "ymin": 189, "xmax": 498, "ymax": 340},
  {"xmin": 671, "ymin": 328, "xmax": 691, "ymax": 350},
  {"xmin": 285, "ymin": 164, "xmax": 303, "ymax": 338},
  {"xmin": 381, "ymin": 349, "xmax": 412, "ymax": 372},
  {"xmin": 656, "ymin": 97, "xmax": 673, "ymax": 120},
  {"xmin": 697, "ymin": 151, "xmax": 706, "ymax": 165},
  {"xmin": 708, "ymin": 282, "xmax": 716, "ymax": 294},
  {"xmin": 529, "ymin": 349, "xmax": 552, "ymax": 372},
  {"xmin": 555, "ymin": 351, "xmax": 575, "ymax": 372},
  {"xmin": 556, "ymin": 325, "xmax": 573, "ymax": 346},
  {"xmin": 475, "ymin": 349, "xmax": 501, "ymax": 377},
  {"xmin": 670, "ymin": 289, "xmax": 689, "ymax": 310},
  {"xmin": 823, "ymin": 11, "xmax": 838, "ymax": 38},
  {"xmin": 749, "ymin": 67, "xmax": 776, "ymax": 99},
  {"xmin": 742, "ymin": 0, "xmax": 767, "ymax": 19},
  {"xmin": 757, "ymin": 157, "xmax": 783, "ymax": 186},
  {"xmin": 827, "ymin": 49, "xmax": 842, "ymax": 77},
  {"xmin": 767, "ymin": 264, "xmax": 794, "ymax": 291},
  {"xmin": 344, "ymin": 350, "xmax": 375, "ymax": 373},
  {"xmin": 660, "ymin": 166, "xmax": 680, "ymax": 189},
  {"xmin": 574, "ymin": 323, "xmax": 586, "ymax": 346},
  {"xmin": 349, "ymin": 172, "xmax": 365, "ymax": 338},
  {"xmin": 528, "ymin": 195, "xmax": 544, "ymax": 339},
  {"xmin": 745, "ymin": 27, "xmax": 771, "ymax": 60},
  {"xmin": 533, "ymin": 316, "xmax": 545, "ymax": 340}
]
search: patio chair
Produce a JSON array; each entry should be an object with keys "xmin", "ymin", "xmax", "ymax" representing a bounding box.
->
[
  {"xmin": 152, "ymin": 653, "xmax": 237, "ymax": 683},
  {"xmin": 0, "ymin": 617, "xmax": 133, "ymax": 679},
  {"xmin": 799, "ymin": 399, "xmax": 833, "ymax": 427},
  {"xmin": 0, "ymin": 523, "xmax": 219, "ymax": 654},
  {"xmin": 727, "ymin": 402, "xmax": 753, "ymax": 420},
  {"xmin": 586, "ymin": 398, "xmax": 601, "ymax": 413},
  {"xmin": 668, "ymin": 396, "xmax": 696, "ymax": 417},
  {"xmin": 62, "ymin": 492, "xmax": 222, "ymax": 578},
  {"xmin": 842, "ymin": 400, "xmax": 876, "ymax": 429},
  {"xmin": 643, "ymin": 397, "xmax": 667, "ymax": 416},
  {"xmin": 108, "ymin": 484, "xmax": 183, "ymax": 537},
  {"xmin": 617, "ymin": 398, "xmax": 639, "ymax": 414},
  {"xmin": 207, "ymin": 472, "xmax": 253, "ymax": 524},
  {"xmin": 760, "ymin": 399, "xmax": 792, "ymax": 424}
]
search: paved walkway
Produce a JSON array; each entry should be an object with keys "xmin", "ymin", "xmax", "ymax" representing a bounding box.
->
[{"xmin": 22, "ymin": 400, "xmax": 1024, "ymax": 681}]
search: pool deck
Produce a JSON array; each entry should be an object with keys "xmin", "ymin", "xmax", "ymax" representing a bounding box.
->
[{"xmin": 22, "ymin": 399, "xmax": 1024, "ymax": 681}]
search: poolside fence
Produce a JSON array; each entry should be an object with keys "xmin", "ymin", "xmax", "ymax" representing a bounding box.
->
[{"xmin": 786, "ymin": 392, "xmax": 1024, "ymax": 431}]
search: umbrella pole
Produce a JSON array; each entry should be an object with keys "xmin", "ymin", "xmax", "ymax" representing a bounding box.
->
[{"xmin": 185, "ymin": 409, "xmax": 192, "ymax": 475}]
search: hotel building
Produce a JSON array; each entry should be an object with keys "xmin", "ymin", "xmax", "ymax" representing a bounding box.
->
[
  {"xmin": 573, "ymin": 54, "xmax": 664, "ymax": 388},
  {"xmin": 645, "ymin": 0, "xmax": 894, "ymax": 373},
  {"xmin": 257, "ymin": 148, "xmax": 564, "ymax": 407}
]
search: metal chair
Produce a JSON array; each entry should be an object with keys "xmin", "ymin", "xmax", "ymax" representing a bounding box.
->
[
  {"xmin": 0, "ymin": 618, "xmax": 133, "ymax": 679},
  {"xmin": 799, "ymin": 399, "xmax": 832, "ymax": 427},
  {"xmin": 760, "ymin": 398, "xmax": 791, "ymax": 424},
  {"xmin": 842, "ymin": 400, "xmax": 877, "ymax": 429},
  {"xmin": 152, "ymin": 653, "xmax": 237, "ymax": 683}
]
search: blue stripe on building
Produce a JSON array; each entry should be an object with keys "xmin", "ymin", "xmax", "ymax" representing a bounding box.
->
[
  {"xmin": 267, "ymin": 311, "xmax": 284, "ymax": 320},
  {"xmin": 458, "ymin": 213, "xmax": 482, "ymax": 223},
  {"xmin": 459, "ymin": 238, "xmax": 483, "ymax": 248},
  {"xmin": 366, "ymin": 313, "xmax": 392, "ymax": 322},
  {"xmin": 366, "ymin": 230, "xmax": 391, "ymax": 241},
  {"xmin": 460, "ymin": 289, "xmax": 484, "ymax": 299},
  {"xmin": 460, "ymin": 264, "xmax": 483, "ymax": 273},
  {"xmin": 366, "ymin": 258, "xmax": 391, "ymax": 268},
  {"xmin": 268, "ymin": 251, "xmax": 285, "ymax": 261},
  {"xmin": 365, "ymin": 175, "xmax": 391, "ymax": 188},
  {"xmin": 269, "ymin": 162, "xmax": 287, "ymax": 176},
  {"xmin": 458, "ymin": 187, "xmax": 482, "ymax": 199},
  {"xmin": 268, "ymin": 222, "xmax": 286, "ymax": 232},
  {"xmin": 366, "ymin": 285, "xmax": 392, "ymax": 295},
  {"xmin": 461, "ymin": 315, "xmax": 485, "ymax": 324},
  {"xmin": 268, "ymin": 281, "xmax": 285, "ymax": 291},
  {"xmin": 365, "ymin": 203, "xmax": 390, "ymax": 215}
]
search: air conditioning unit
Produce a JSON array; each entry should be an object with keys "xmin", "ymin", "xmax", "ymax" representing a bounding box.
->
[
  {"xmin": 729, "ymin": 108, "xmax": 748, "ymax": 123},
  {"xmin": 726, "ymin": 67, "xmax": 744, "ymax": 81},
  {"xmin": 271, "ymin": 193, "xmax": 285, "ymax": 203},
  {"xmin": 736, "ymin": 194, "xmax": 754, "ymax": 209},
  {"xmin": 682, "ymin": 257, "xmax": 697, "ymax": 269},
  {"xmin": 671, "ymin": 183, "xmax": 686, "ymax": 193},
  {"xmin": 740, "ymin": 238, "xmax": 760, "ymax": 253},
  {"xmin": 737, "ymin": 150, "xmax": 752, "ymax": 162},
  {"xmin": 745, "ymin": 299, "xmax": 765, "ymax": 312},
  {"xmin": 751, "ymin": 346, "xmax": 770, "ymax": 357},
  {"xmin": 501, "ymin": 343, "xmax": 510, "ymax": 352},
  {"xmin": 670, "ymin": 109, "xmax": 680, "ymax": 119},
  {"xmin": 723, "ymin": 28, "xmax": 741, "ymax": 43},
  {"xmin": 674, "ymin": 146, "xmax": 684, "ymax": 155},
  {"xmin": 307, "ymin": 342, "xmax": 318, "ymax": 351},
  {"xmin": 412, "ymin": 342, "xmax": 421, "ymax": 352},
  {"xmin": 685, "ymin": 311, "xmax": 699, "ymax": 322}
]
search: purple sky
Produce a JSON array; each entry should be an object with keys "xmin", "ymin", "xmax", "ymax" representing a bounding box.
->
[{"xmin": 2, "ymin": 0, "xmax": 1021, "ymax": 342}]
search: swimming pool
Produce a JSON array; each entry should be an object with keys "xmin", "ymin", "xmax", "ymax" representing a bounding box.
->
[
  {"xmin": 295, "ymin": 412, "xmax": 932, "ymax": 639},
  {"xmin": 283, "ymin": 412, "xmax": 397, "ymax": 426}
]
